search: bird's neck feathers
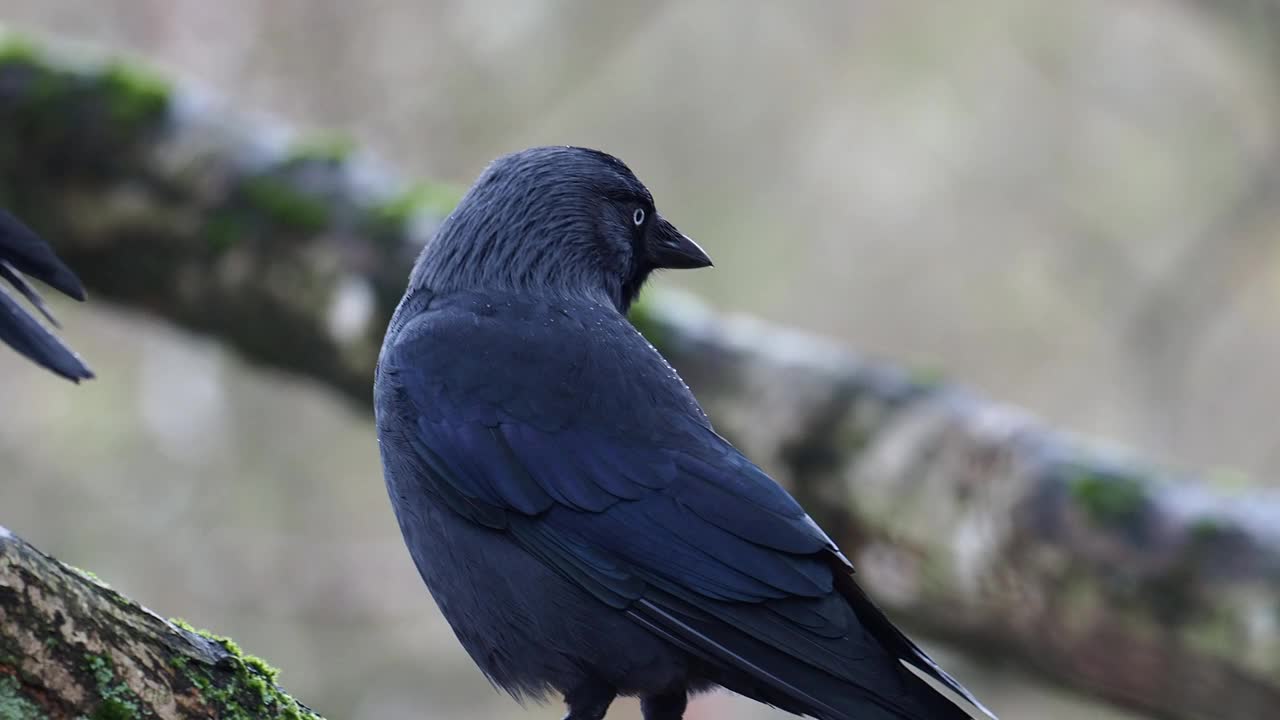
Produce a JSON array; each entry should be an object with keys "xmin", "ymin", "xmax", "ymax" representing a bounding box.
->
[{"xmin": 408, "ymin": 204, "xmax": 647, "ymax": 314}]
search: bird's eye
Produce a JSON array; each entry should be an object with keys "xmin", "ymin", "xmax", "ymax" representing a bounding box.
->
[{"xmin": 632, "ymin": 208, "xmax": 646, "ymax": 226}]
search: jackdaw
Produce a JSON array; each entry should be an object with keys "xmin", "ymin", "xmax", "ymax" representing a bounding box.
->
[
  {"xmin": 374, "ymin": 146, "xmax": 994, "ymax": 720},
  {"xmin": 0, "ymin": 210, "xmax": 92, "ymax": 382}
]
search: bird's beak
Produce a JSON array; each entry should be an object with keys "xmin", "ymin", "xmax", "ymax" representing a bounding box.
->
[{"xmin": 649, "ymin": 216, "xmax": 713, "ymax": 270}]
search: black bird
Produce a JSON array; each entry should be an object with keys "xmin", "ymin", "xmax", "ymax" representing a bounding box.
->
[
  {"xmin": 374, "ymin": 146, "xmax": 994, "ymax": 720},
  {"xmin": 0, "ymin": 209, "xmax": 93, "ymax": 382}
]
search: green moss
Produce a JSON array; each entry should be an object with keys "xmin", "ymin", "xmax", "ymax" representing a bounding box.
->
[
  {"xmin": 96, "ymin": 61, "xmax": 169, "ymax": 128},
  {"xmin": 242, "ymin": 176, "xmax": 331, "ymax": 233},
  {"xmin": 90, "ymin": 699, "xmax": 136, "ymax": 720},
  {"xmin": 1069, "ymin": 469, "xmax": 1147, "ymax": 525},
  {"xmin": 168, "ymin": 619, "xmax": 320, "ymax": 720},
  {"xmin": 368, "ymin": 182, "xmax": 462, "ymax": 234},
  {"xmin": 0, "ymin": 676, "xmax": 43, "ymax": 720},
  {"xmin": 626, "ymin": 293, "xmax": 668, "ymax": 350},
  {"xmin": 24, "ymin": 71, "xmax": 72, "ymax": 116},
  {"xmin": 0, "ymin": 37, "xmax": 41, "ymax": 67},
  {"xmin": 287, "ymin": 133, "xmax": 355, "ymax": 164},
  {"xmin": 0, "ymin": 37, "xmax": 67, "ymax": 120},
  {"xmin": 0, "ymin": 36, "xmax": 167, "ymax": 166},
  {"xmin": 1189, "ymin": 516, "xmax": 1229, "ymax": 543},
  {"xmin": 203, "ymin": 211, "xmax": 251, "ymax": 251},
  {"xmin": 907, "ymin": 364, "xmax": 946, "ymax": 389},
  {"xmin": 84, "ymin": 654, "xmax": 141, "ymax": 720},
  {"xmin": 66, "ymin": 565, "xmax": 110, "ymax": 588}
]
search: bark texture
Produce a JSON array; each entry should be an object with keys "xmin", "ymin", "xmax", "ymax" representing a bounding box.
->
[
  {"xmin": 1, "ymin": 35, "xmax": 1278, "ymax": 720},
  {"xmin": 0, "ymin": 526, "xmax": 322, "ymax": 719}
]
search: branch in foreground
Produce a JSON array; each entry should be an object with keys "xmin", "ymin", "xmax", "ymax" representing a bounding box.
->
[
  {"xmin": 1, "ymin": 35, "xmax": 1278, "ymax": 720},
  {"xmin": 0, "ymin": 526, "xmax": 322, "ymax": 719}
]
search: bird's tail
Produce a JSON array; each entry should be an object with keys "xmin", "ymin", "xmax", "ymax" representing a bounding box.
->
[
  {"xmin": 632, "ymin": 595, "xmax": 981, "ymax": 720},
  {"xmin": 836, "ymin": 575, "xmax": 998, "ymax": 720}
]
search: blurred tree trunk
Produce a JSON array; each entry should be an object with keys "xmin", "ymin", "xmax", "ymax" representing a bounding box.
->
[{"xmin": 2, "ymin": 36, "xmax": 1279, "ymax": 720}]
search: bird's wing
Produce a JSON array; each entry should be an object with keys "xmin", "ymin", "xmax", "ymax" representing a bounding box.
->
[
  {"xmin": 0, "ymin": 211, "xmax": 87, "ymax": 301},
  {"xmin": 0, "ymin": 283, "xmax": 92, "ymax": 381},
  {"xmin": 378, "ymin": 294, "xmax": 989, "ymax": 720},
  {"xmin": 0, "ymin": 212, "xmax": 92, "ymax": 381}
]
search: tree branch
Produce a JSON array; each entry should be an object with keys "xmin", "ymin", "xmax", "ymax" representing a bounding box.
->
[
  {"xmin": 1, "ymin": 35, "xmax": 1278, "ymax": 720},
  {"xmin": 0, "ymin": 526, "xmax": 323, "ymax": 719},
  {"xmin": 634, "ymin": 293, "xmax": 1280, "ymax": 720}
]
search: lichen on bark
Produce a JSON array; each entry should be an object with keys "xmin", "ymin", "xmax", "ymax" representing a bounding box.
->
[{"xmin": 0, "ymin": 527, "xmax": 323, "ymax": 720}]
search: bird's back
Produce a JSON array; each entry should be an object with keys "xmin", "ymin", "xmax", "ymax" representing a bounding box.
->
[{"xmin": 375, "ymin": 289, "xmax": 986, "ymax": 720}]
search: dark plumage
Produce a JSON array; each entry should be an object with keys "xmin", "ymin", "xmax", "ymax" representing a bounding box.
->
[
  {"xmin": 0, "ymin": 210, "xmax": 92, "ymax": 382},
  {"xmin": 374, "ymin": 146, "xmax": 994, "ymax": 720}
]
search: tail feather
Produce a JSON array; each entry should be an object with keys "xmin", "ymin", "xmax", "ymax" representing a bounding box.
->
[
  {"xmin": 838, "ymin": 576, "xmax": 998, "ymax": 720},
  {"xmin": 633, "ymin": 595, "xmax": 974, "ymax": 720}
]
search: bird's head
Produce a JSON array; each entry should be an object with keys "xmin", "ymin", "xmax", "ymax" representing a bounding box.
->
[{"xmin": 410, "ymin": 146, "xmax": 711, "ymax": 313}]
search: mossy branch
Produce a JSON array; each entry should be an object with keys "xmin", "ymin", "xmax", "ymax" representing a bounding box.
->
[
  {"xmin": 2, "ymin": 33, "xmax": 1279, "ymax": 720},
  {"xmin": 633, "ymin": 293, "xmax": 1280, "ymax": 720},
  {"xmin": 0, "ymin": 31, "xmax": 458, "ymax": 407},
  {"xmin": 0, "ymin": 526, "xmax": 323, "ymax": 719}
]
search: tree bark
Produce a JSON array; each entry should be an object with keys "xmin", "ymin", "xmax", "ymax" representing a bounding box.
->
[
  {"xmin": 0, "ymin": 526, "xmax": 323, "ymax": 719},
  {"xmin": 1, "ymin": 35, "xmax": 1278, "ymax": 720}
]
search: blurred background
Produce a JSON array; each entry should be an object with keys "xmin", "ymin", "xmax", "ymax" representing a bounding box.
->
[{"xmin": 1, "ymin": 1, "xmax": 1277, "ymax": 718}]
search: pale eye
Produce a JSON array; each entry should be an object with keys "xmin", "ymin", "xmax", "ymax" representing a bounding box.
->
[{"xmin": 632, "ymin": 208, "xmax": 646, "ymax": 226}]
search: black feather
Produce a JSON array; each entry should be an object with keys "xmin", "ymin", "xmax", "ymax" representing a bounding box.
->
[
  {"xmin": 0, "ymin": 210, "xmax": 92, "ymax": 382},
  {"xmin": 375, "ymin": 146, "xmax": 994, "ymax": 719}
]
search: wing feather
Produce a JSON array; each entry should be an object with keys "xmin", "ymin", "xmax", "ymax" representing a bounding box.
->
[
  {"xmin": 376, "ymin": 293, "xmax": 989, "ymax": 720},
  {"xmin": 0, "ymin": 212, "xmax": 92, "ymax": 381}
]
